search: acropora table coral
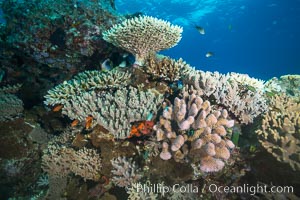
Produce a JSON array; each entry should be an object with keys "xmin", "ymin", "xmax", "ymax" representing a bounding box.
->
[{"xmin": 102, "ymin": 15, "xmax": 183, "ymax": 65}]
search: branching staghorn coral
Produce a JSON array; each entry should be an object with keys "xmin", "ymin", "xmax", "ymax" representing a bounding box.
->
[
  {"xmin": 154, "ymin": 90, "xmax": 235, "ymax": 173},
  {"xmin": 144, "ymin": 54, "xmax": 190, "ymax": 82},
  {"xmin": 102, "ymin": 16, "xmax": 183, "ymax": 65},
  {"xmin": 61, "ymin": 86, "xmax": 163, "ymax": 139},
  {"xmin": 0, "ymin": 84, "xmax": 24, "ymax": 121},
  {"xmin": 256, "ymin": 94, "xmax": 300, "ymax": 171},
  {"xmin": 44, "ymin": 69, "xmax": 131, "ymax": 105},
  {"xmin": 111, "ymin": 156, "xmax": 142, "ymax": 187},
  {"xmin": 182, "ymin": 68, "xmax": 268, "ymax": 124}
]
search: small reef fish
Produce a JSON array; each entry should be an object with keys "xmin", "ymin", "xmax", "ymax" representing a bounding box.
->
[
  {"xmin": 245, "ymin": 85, "xmax": 256, "ymax": 92},
  {"xmin": 195, "ymin": 25, "xmax": 205, "ymax": 35},
  {"xmin": 146, "ymin": 112, "xmax": 153, "ymax": 121},
  {"xmin": 205, "ymin": 52, "xmax": 214, "ymax": 58},
  {"xmin": 53, "ymin": 104, "xmax": 63, "ymax": 112},
  {"xmin": 71, "ymin": 119, "xmax": 79, "ymax": 127},
  {"xmin": 118, "ymin": 60, "xmax": 127, "ymax": 68},
  {"xmin": 101, "ymin": 58, "xmax": 112, "ymax": 71},
  {"xmin": 85, "ymin": 116, "xmax": 93, "ymax": 129}
]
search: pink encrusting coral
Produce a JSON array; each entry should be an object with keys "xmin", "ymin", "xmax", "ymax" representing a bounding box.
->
[{"xmin": 154, "ymin": 90, "xmax": 235, "ymax": 173}]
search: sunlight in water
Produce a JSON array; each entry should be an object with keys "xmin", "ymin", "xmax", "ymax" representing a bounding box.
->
[{"xmin": 115, "ymin": 0, "xmax": 244, "ymax": 27}]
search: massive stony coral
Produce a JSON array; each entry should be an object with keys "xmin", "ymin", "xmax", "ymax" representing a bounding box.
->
[
  {"xmin": 256, "ymin": 95, "xmax": 300, "ymax": 171},
  {"xmin": 154, "ymin": 90, "xmax": 235, "ymax": 173},
  {"xmin": 102, "ymin": 16, "xmax": 183, "ymax": 65}
]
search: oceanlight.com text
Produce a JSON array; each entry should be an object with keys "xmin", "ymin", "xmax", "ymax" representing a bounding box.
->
[{"xmin": 208, "ymin": 183, "xmax": 294, "ymax": 196}]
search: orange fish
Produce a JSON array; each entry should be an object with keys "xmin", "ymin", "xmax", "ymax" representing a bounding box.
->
[
  {"xmin": 128, "ymin": 124, "xmax": 141, "ymax": 138},
  {"xmin": 85, "ymin": 116, "xmax": 93, "ymax": 129},
  {"xmin": 71, "ymin": 119, "xmax": 79, "ymax": 127},
  {"xmin": 53, "ymin": 104, "xmax": 63, "ymax": 112},
  {"xmin": 128, "ymin": 121, "xmax": 154, "ymax": 138}
]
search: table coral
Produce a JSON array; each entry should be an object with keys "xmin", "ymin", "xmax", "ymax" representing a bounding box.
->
[
  {"xmin": 102, "ymin": 15, "xmax": 182, "ymax": 65},
  {"xmin": 182, "ymin": 68, "xmax": 268, "ymax": 124},
  {"xmin": 256, "ymin": 94, "xmax": 300, "ymax": 171},
  {"xmin": 61, "ymin": 86, "xmax": 163, "ymax": 139},
  {"xmin": 44, "ymin": 69, "xmax": 131, "ymax": 105}
]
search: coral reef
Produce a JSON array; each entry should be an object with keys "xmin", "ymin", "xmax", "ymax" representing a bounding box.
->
[
  {"xmin": 154, "ymin": 90, "xmax": 235, "ymax": 172},
  {"xmin": 111, "ymin": 156, "xmax": 142, "ymax": 187},
  {"xmin": 264, "ymin": 74, "xmax": 300, "ymax": 97},
  {"xmin": 60, "ymin": 86, "xmax": 163, "ymax": 139},
  {"xmin": 44, "ymin": 69, "xmax": 131, "ymax": 105},
  {"xmin": 144, "ymin": 54, "xmax": 190, "ymax": 82},
  {"xmin": 127, "ymin": 182, "xmax": 158, "ymax": 200},
  {"xmin": 0, "ymin": 84, "xmax": 24, "ymax": 121},
  {"xmin": 42, "ymin": 132, "xmax": 102, "ymax": 181},
  {"xmin": 182, "ymin": 68, "xmax": 268, "ymax": 124},
  {"xmin": 103, "ymin": 15, "xmax": 183, "ymax": 65},
  {"xmin": 1, "ymin": 2, "xmax": 298, "ymax": 198},
  {"xmin": 256, "ymin": 94, "xmax": 300, "ymax": 171},
  {"xmin": 1, "ymin": 0, "xmax": 120, "ymax": 69}
]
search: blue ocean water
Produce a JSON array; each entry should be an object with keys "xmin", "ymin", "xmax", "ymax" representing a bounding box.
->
[{"xmin": 116, "ymin": 0, "xmax": 300, "ymax": 80}]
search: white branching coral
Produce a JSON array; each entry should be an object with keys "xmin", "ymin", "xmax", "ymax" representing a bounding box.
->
[
  {"xmin": 111, "ymin": 156, "xmax": 142, "ymax": 187},
  {"xmin": 182, "ymin": 68, "xmax": 268, "ymax": 124},
  {"xmin": 229, "ymin": 72, "xmax": 265, "ymax": 93},
  {"xmin": 102, "ymin": 15, "xmax": 183, "ymax": 65},
  {"xmin": 62, "ymin": 86, "xmax": 163, "ymax": 139},
  {"xmin": 44, "ymin": 69, "xmax": 131, "ymax": 105}
]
